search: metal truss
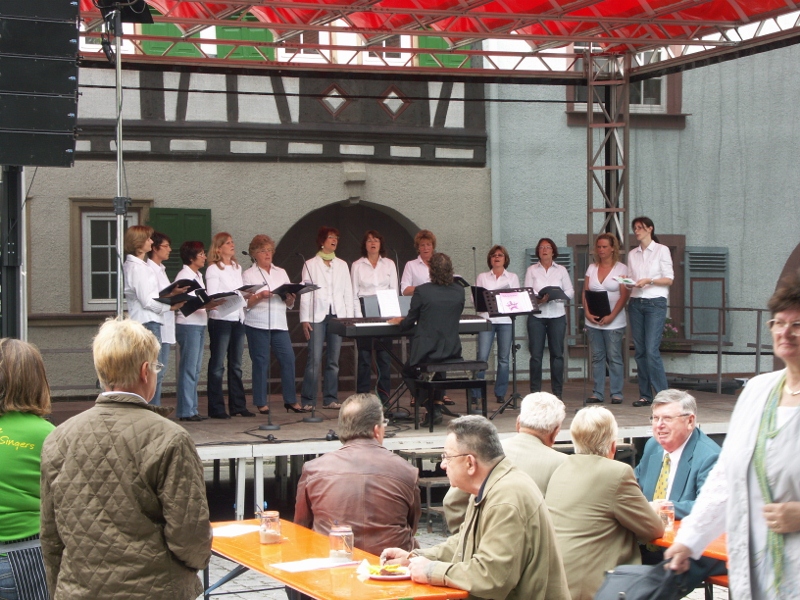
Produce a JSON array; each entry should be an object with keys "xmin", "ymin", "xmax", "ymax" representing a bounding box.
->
[
  {"xmin": 77, "ymin": 0, "xmax": 800, "ymax": 81},
  {"xmin": 585, "ymin": 52, "xmax": 629, "ymax": 250}
]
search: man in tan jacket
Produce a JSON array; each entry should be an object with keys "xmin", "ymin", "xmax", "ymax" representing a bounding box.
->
[
  {"xmin": 381, "ymin": 416, "xmax": 570, "ymax": 600},
  {"xmin": 40, "ymin": 319, "xmax": 212, "ymax": 600},
  {"xmin": 443, "ymin": 392, "xmax": 567, "ymax": 531}
]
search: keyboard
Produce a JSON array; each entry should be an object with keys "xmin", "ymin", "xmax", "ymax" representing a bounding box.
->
[{"xmin": 329, "ymin": 315, "xmax": 491, "ymax": 338}]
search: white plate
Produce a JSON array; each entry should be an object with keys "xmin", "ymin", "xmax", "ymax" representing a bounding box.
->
[{"xmin": 369, "ymin": 570, "xmax": 411, "ymax": 581}]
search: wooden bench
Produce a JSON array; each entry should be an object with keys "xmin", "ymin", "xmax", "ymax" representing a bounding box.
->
[{"xmin": 704, "ymin": 574, "xmax": 729, "ymax": 600}]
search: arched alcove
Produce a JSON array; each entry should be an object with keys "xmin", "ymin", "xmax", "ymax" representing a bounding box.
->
[
  {"xmin": 271, "ymin": 201, "xmax": 421, "ymax": 396},
  {"xmin": 772, "ymin": 242, "xmax": 800, "ymax": 370}
]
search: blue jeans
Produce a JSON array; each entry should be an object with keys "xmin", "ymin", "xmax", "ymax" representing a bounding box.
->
[
  {"xmin": 245, "ymin": 326, "xmax": 298, "ymax": 407},
  {"xmin": 175, "ymin": 324, "xmax": 206, "ymax": 418},
  {"xmin": 207, "ymin": 319, "xmax": 247, "ymax": 416},
  {"xmin": 628, "ymin": 297, "xmax": 669, "ymax": 401},
  {"xmin": 142, "ymin": 321, "xmax": 168, "ymax": 406},
  {"xmin": 300, "ymin": 314, "xmax": 343, "ymax": 407},
  {"xmin": 527, "ymin": 315, "xmax": 567, "ymax": 398},
  {"xmin": 471, "ymin": 324, "xmax": 512, "ymax": 400},
  {"xmin": 356, "ymin": 337, "xmax": 392, "ymax": 403},
  {"xmin": 0, "ymin": 553, "xmax": 19, "ymax": 600},
  {"xmin": 585, "ymin": 326, "xmax": 625, "ymax": 400}
]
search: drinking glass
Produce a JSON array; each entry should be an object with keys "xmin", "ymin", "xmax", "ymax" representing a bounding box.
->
[{"xmin": 329, "ymin": 525, "xmax": 354, "ymax": 560}]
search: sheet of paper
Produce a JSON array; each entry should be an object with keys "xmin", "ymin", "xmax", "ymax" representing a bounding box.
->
[
  {"xmin": 496, "ymin": 290, "xmax": 533, "ymax": 314},
  {"xmin": 376, "ymin": 289, "xmax": 402, "ymax": 318},
  {"xmin": 214, "ymin": 293, "xmax": 245, "ymax": 318},
  {"xmin": 212, "ymin": 524, "xmax": 260, "ymax": 537},
  {"xmin": 272, "ymin": 558, "xmax": 359, "ymax": 573}
]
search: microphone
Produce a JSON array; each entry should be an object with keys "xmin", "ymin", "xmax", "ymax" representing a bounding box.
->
[
  {"xmin": 472, "ymin": 246, "xmax": 477, "ymax": 282},
  {"xmin": 295, "ymin": 251, "xmax": 323, "ymax": 424},
  {"xmin": 295, "ymin": 252, "xmax": 313, "ymax": 284},
  {"xmin": 393, "ymin": 249, "xmax": 401, "ymax": 290}
]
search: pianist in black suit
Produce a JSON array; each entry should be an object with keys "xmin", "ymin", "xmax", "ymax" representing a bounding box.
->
[{"xmin": 388, "ymin": 252, "xmax": 465, "ymax": 426}]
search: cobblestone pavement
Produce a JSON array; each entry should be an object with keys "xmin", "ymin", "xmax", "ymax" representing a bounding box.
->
[{"xmin": 202, "ymin": 524, "xmax": 727, "ymax": 599}]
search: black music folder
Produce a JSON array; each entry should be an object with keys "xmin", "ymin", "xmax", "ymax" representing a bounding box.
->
[
  {"xmin": 471, "ymin": 286, "xmax": 489, "ymax": 313},
  {"xmin": 271, "ymin": 283, "xmax": 319, "ymax": 299},
  {"xmin": 159, "ymin": 279, "xmax": 201, "ymax": 296},
  {"xmin": 537, "ymin": 286, "xmax": 570, "ymax": 302},
  {"xmin": 584, "ymin": 290, "xmax": 612, "ymax": 318}
]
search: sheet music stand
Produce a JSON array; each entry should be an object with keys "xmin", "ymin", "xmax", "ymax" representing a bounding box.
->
[{"xmin": 482, "ymin": 287, "xmax": 540, "ymax": 420}]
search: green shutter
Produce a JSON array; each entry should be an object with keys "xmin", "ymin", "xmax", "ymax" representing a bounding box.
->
[
  {"xmin": 418, "ymin": 36, "xmax": 466, "ymax": 69},
  {"xmin": 147, "ymin": 208, "xmax": 212, "ymax": 280},
  {"xmin": 141, "ymin": 22, "xmax": 204, "ymax": 58},
  {"xmin": 217, "ymin": 22, "xmax": 275, "ymax": 61}
]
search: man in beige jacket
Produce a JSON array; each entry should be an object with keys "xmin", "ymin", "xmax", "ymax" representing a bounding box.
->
[
  {"xmin": 40, "ymin": 319, "xmax": 212, "ymax": 600},
  {"xmin": 381, "ymin": 416, "xmax": 570, "ymax": 600},
  {"xmin": 443, "ymin": 392, "xmax": 567, "ymax": 531}
]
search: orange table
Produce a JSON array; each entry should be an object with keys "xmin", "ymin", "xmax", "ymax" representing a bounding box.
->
[
  {"xmin": 651, "ymin": 521, "xmax": 728, "ymax": 563},
  {"xmin": 207, "ymin": 519, "xmax": 468, "ymax": 600}
]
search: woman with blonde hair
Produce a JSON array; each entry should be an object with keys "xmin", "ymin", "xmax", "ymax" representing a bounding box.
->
[
  {"xmin": 583, "ymin": 233, "xmax": 630, "ymax": 404},
  {"xmin": 545, "ymin": 406, "xmax": 663, "ymax": 600},
  {"xmin": 0, "ymin": 338, "xmax": 55, "ymax": 600},
  {"xmin": 206, "ymin": 232, "xmax": 252, "ymax": 418}
]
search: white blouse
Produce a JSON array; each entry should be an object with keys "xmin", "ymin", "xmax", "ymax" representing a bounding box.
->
[
  {"xmin": 400, "ymin": 256, "xmax": 430, "ymax": 294},
  {"xmin": 475, "ymin": 269, "xmax": 520, "ymax": 325},
  {"xmin": 205, "ymin": 262, "xmax": 245, "ymax": 322},
  {"xmin": 242, "ymin": 263, "xmax": 293, "ymax": 331},
  {"xmin": 351, "ymin": 256, "xmax": 398, "ymax": 318},
  {"xmin": 148, "ymin": 260, "xmax": 176, "ymax": 344},
  {"xmin": 174, "ymin": 265, "xmax": 207, "ymax": 327},
  {"xmin": 627, "ymin": 241, "xmax": 674, "ymax": 299},
  {"xmin": 524, "ymin": 262, "xmax": 575, "ymax": 319},
  {"xmin": 123, "ymin": 255, "xmax": 167, "ymax": 325},
  {"xmin": 583, "ymin": 262, "xmax": 628, "ymax": 330}
]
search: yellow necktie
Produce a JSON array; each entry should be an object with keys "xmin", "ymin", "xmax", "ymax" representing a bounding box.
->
[{"xmin": 653, "ymin": 453, "xmax": 671, "ymax": 500}]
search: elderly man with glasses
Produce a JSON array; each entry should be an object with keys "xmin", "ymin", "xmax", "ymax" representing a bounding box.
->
[
  {"xmin": 294, "ymin": 393, "xmax": 420, "ymax": 555},
  {"xmin": 381, "ymin": 415, "xmax": 569, "ymax": 600},
  {"xmin": 634, "ymin": 388, "xmax": 726, "ymax": 591}
]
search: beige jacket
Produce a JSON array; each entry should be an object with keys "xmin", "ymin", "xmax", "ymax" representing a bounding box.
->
[
  {"xmin": 545, "ymin": 454, "xmax": 665, "ymax": 600},
  {"xmin": 417, "ymin": 458, "xmax": 570, "ymax": 600},
  {"xmin": 444, "ymin": 433, "xmax": 567, "ymax": 532},
  {"xmin": 40, "ymin": 392, "xmax": 212, "ymax": 600}
]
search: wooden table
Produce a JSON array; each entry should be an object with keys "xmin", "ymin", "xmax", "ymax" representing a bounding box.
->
[
  {"xmin": 207, "ymin": 519, "xmax": 468, "ymax": 600},
  {"xmin": 651, "ymin": 521, "xmax": 728, "ymax": 562}
]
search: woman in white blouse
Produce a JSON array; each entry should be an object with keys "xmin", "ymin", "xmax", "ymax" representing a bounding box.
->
[
  {"xmin": 472, "ymin": 245, "xmax": 519, "ymax": 405},
  {"xmin": 206, "ymin": 232, "xmax": 252, "ymax": 418},
  {"xmin": 174, "ymin": 241, "xmax": 212, "ymax": 422},
  {"xmin": 243, "ymin": 234, "xmax": 304, "ymax": 414},
  {"xmin": 582, "ymin": 234, "xmax": 630, "ymax": 404},
  {"xmin": 524, "ymin": 237, "xmax": 574, "ymax": 399},
  {"xmin": 400, "ymin": 229, "xmax": 436, "ymax": 296},
  {"xmin": 625, "ymin": 217, "xmax": 674, "ymax": 408},
  {"xmin": 351, "ymin": 230, "xmax": 398, "ymax": 405},
  {"xmin": 123, "ymin": 226, "xmax": 185, "ymax": 405},
  {"xmin": 299, "ymin": 226, "xmax": 354, "ymax": 410},
  {"xmin": 146, "ymin": 232, "xmax": 177, "ymax": 407}
]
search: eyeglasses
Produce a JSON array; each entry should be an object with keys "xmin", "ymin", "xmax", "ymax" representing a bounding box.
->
[
  {"xmin": 538, "ymin": 246, "xmax": 552, "ymax": 251},
  {"xmin": 649, "ymin": 414, "xmax": 690, "ymax": 424},
  {"xmin": 381, "ymin": 418, "xmax": 390, "ymax": 427},
  {"xmin": 440, "ymin": 452, "xmax": 470, "ymax": 464},
  {"xmin": 767, "ymin": 319, "xmax": 800, "ymax": 336},
  {"xmin": 490, "ymin": 253, "xmax": 505, "ymax": 259},
  {"xmin": 150, "ymin": 361, "xmax": 165, "ymax": 374}
]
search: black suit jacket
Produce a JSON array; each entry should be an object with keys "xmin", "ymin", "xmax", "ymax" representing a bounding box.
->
[{"xmin": 400, "ymin": 282, "xmax": 464, "ymax": 367}]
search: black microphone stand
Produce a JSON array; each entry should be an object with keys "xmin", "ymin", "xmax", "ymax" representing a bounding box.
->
[{"xmin": 297, "ymin": 252, "xmax": 323, "ymax": 424}]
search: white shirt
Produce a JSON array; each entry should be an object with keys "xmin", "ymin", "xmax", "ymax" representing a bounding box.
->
[
  {"xmin": 663, "ymin": 434, "xmax": 690, "ymax": 500},
  {"xmin": 475, "ymin": 269, "xmax": 520, "ymax": 325},
  {"xmin": 523, "ymin": 262, "xmax": 574, "ymax": 319},
  {"xmin": 205, "ymin": 261, "xmax": 245, "ymax": 322},
  {"xmin": 242, "ymin": 263, "xmax": 293, "ymax": 331},
  {"xmin": 627, "ymin": 241, "xmax": 674, "ymax": 299},
  {"xmin": 400, "ymin": 256, "xmax": 430, "ymax": 294},
  {"xmin": 123, "ymin": 255, "xmax": 167, "ymax": 325},
  {"xmin": 351, "ymin": 256, "xmax": 398, "ymax": 318},
  {"xmin": 148, "ymin": 260, "xmax": 176, "ymax": 344},
  {"xmin": 174, "ymin": 265, "xmax": 208, "ymax": 327},
  {"xmin": 583, "ymin": 262, "xmax": 628, "ymax": 330},
  {"xmin": 299, "ymin": 256, "xmax": 354, "ymax": 323}
]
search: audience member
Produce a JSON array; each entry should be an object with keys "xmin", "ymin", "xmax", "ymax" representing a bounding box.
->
[
  {"xmin": 40, "ymin": 319, "xmax": 212, "ymax": 599},
  {"xmin": 545, "ymin": 406, "xmax": 663, "ymax": 600},
  {"xmin": 443, "ymin": 392, "xmax": 567, "ymax": 531},
  {"xmin": 0, "ymin": 339, "xmax": 55, "ymax": 600},
  {"xmin": 635, "ymin": 389, "xmax": 725, "ymax": 589},
  {"xmin": 294, "ymin": 394, "xmax": 420, "ymax": 555},
  {"xmin": 381, "ymin": 415, "xmax": 570, "ymax": 600}
]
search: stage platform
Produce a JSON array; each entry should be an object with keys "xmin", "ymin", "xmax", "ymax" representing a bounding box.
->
[{"xmin": 50, "ymin": 379, "xmax": 739, "ymax": 519}]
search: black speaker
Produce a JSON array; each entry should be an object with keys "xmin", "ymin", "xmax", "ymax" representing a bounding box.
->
[{"xmin": 0, "ymin": 1, "xmax": 78, "ymax": 167}]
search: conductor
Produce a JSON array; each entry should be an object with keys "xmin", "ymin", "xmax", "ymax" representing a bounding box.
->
[{"xmin": 388, "ymin": 252, "xmax": 464, "ymax": 426}]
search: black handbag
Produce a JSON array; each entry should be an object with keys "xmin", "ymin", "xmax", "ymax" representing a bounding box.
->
[{"xmin": 594, "ymin": 561, "xmax": 692, "ymax": 600}]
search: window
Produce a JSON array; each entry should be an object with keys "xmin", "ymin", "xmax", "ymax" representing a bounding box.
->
[
  {"xmin": 81, "ymin": 211, "xmax": 139, "ymax": 312},
  {"xmin": 282, "ymin": 30, "xmax": 321, "ymax": 56},
  {"xmin": 368, "ymin": 35, "xmax": 402, "ymax": 59},
  {"xmin": 684, "ymin": 247, "xmax": 729, "ymax": 342}
]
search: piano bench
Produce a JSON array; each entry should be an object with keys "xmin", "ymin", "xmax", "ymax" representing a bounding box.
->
[{"xmin": 414, "ymin": 361, "xmax": 489, "ymax": 432}]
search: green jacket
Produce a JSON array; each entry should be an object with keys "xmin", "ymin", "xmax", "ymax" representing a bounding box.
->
[{"xmin": 417, "ymin": 458, "xmax": 570, "ymax": 600}]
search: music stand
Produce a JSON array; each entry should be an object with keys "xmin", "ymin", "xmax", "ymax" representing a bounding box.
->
[{"xmin": 484, "ymin": 287, "xmax": 540, "ymax": 420}]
